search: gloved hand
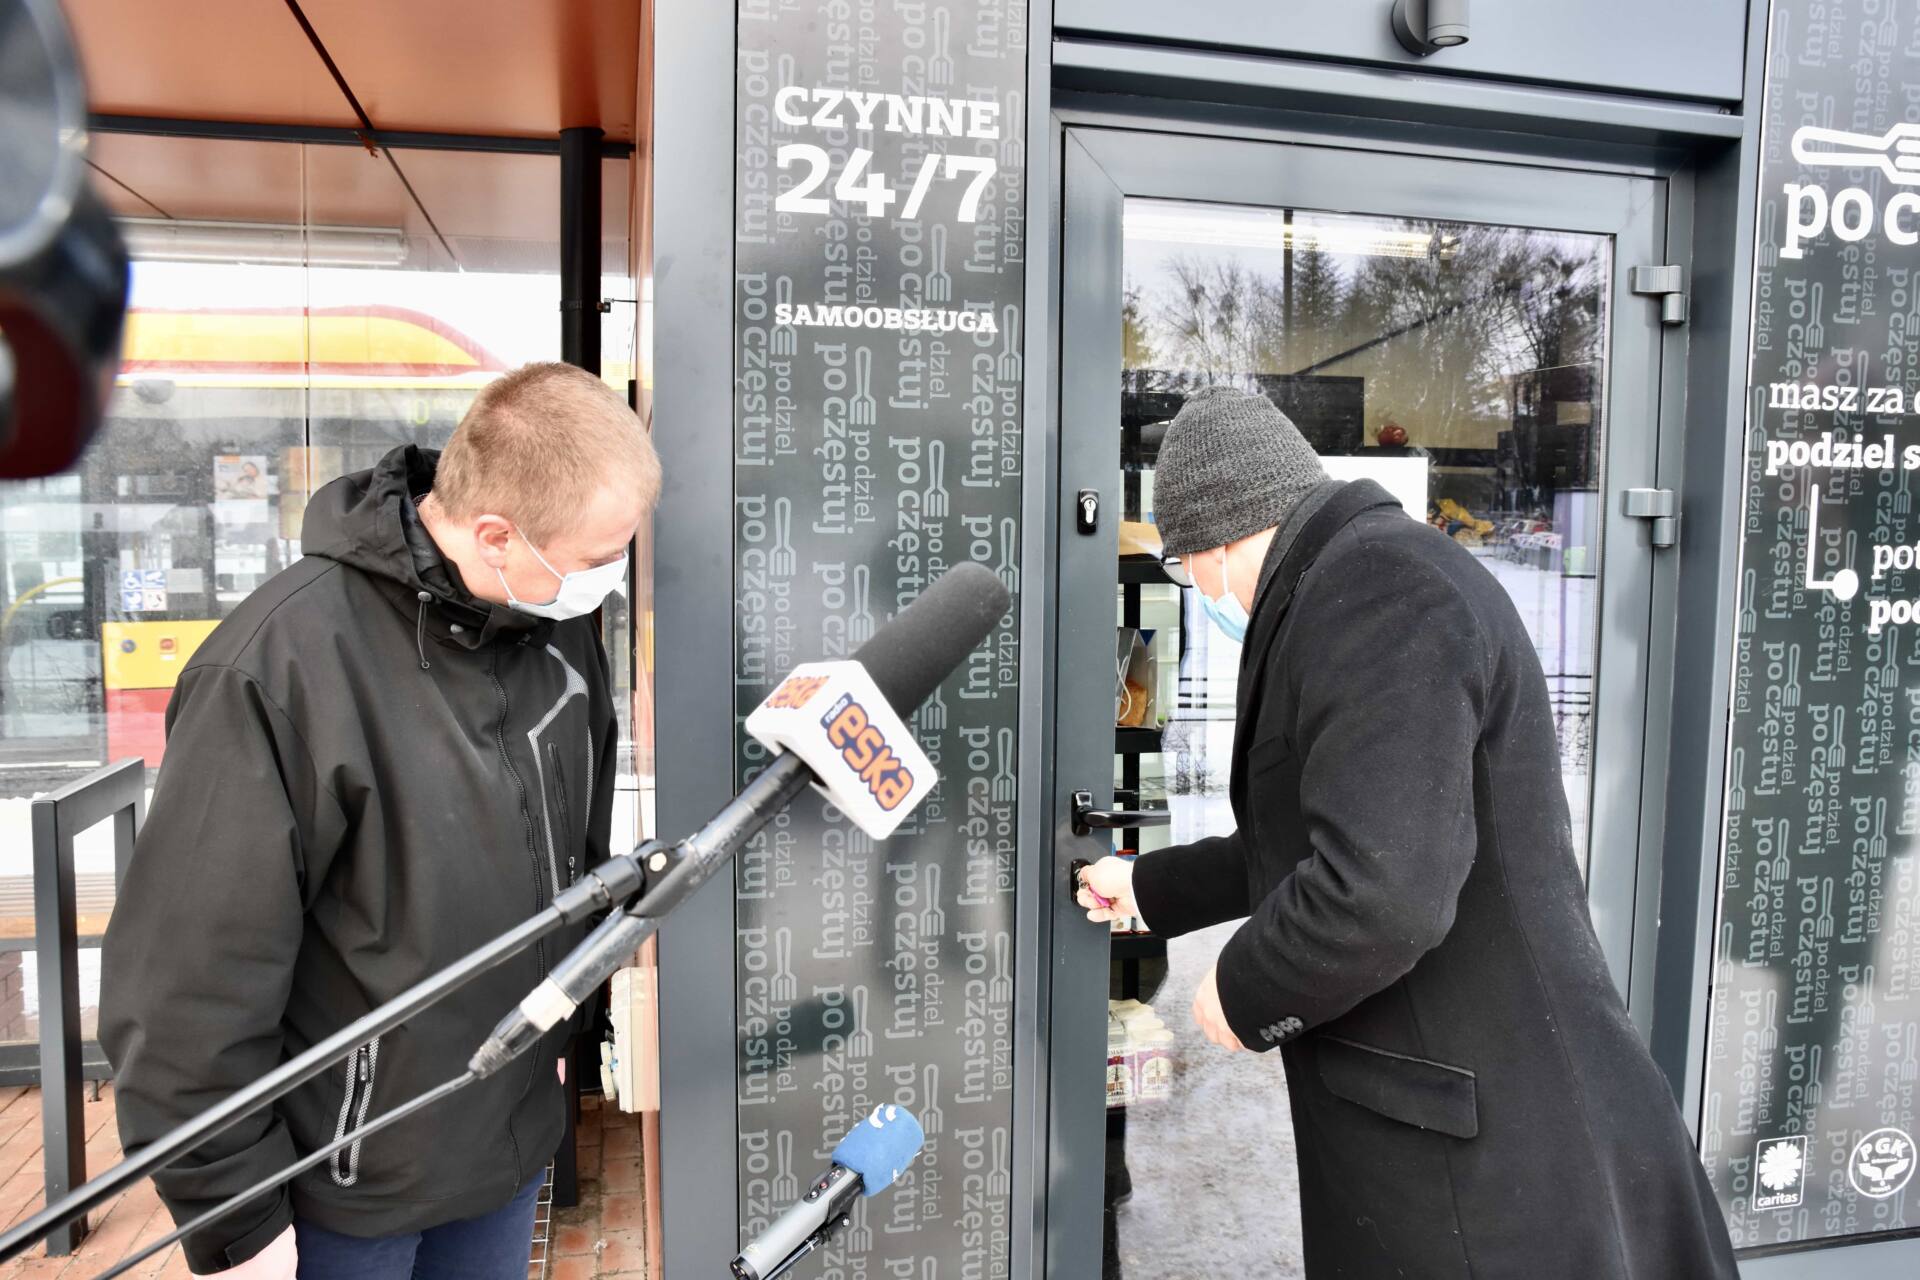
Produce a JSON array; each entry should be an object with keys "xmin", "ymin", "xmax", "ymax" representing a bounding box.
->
[
  {"xmin": 193, "ymin": 1222, "xmax": 296, "ymax": 1279},
  {"xmin": 1074, "ymin": 855, "xmax": 1139, "ymax": 924}
]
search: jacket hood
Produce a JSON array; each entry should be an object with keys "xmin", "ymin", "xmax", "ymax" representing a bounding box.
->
[{"xmin": 302, "ymin": 444, "xmax": 552, "ymax": 648}]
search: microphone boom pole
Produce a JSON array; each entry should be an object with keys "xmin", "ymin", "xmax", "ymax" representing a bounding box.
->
[
  {"xmin": 1, "ymin": 757, "xmax": 815, "ymax": 1267},
  {"xmin": 468, "ymin": 756, "xmax": 814, "ymax": 1077},
  {"xmin": 0, "ymin": 853, "xmax": 645, "ymax": 1266},
  {"xmin": 0, "ymin": 562, "xmax": 1010, "ymax": 1270}
]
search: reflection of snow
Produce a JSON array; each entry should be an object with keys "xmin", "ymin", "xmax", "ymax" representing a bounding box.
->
[
  {"xmin": 1475, "ymin": 551, "xmax": 1595, "ymax": 871},
  {"xmin": 1474, "ymin": 551, "xmax": 1597, "ymax": 685},
  {"xmin": 1117, "ymin": 793, "xmax": 1304, "ymax": 1274}
]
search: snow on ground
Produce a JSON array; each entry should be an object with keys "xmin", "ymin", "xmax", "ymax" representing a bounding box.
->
[
  {"xmin": 1102, "ymin": 795, "xmax": 1306, "ymax": 1277},
  {"xmin": 1112, "ymin": 917, "xmax": 1307, "ymax": 1277}
]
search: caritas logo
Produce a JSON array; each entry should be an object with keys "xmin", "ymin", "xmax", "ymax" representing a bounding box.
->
[
  {"xmin": 821, "ymin": 693, "xmax": 917, "ymax": 811},
  {"xmin": 1781, "ymin": 123, "xmax": 1920, "ymax": 259}
]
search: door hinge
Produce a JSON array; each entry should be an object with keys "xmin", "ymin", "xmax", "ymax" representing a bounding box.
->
[
  {"xmin": 1623, "ymin": 487, "xmax": 1679, "ymax": 548},
  {"xmin": 1630, "ymin": 265, "xmax": 1688, "ymax": 326}
]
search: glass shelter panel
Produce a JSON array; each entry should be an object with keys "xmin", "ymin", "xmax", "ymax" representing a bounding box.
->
[{"xmin": 0, "ymin": 136, "xmax": 646, "ymax": 1060}]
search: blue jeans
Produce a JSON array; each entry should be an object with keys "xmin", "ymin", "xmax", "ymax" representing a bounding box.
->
[{"xmin": 293, "ymin": 1172, "xmax": 545, "ymax": 1280}]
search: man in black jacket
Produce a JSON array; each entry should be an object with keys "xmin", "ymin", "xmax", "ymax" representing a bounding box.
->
[
  {"xmin": 101, "ymin": 363, "xmax": 659, "ymax": 1278},
  {"xmin": 1078, "ymin": 386, "xmax": 1736, "ymax": 1277}
]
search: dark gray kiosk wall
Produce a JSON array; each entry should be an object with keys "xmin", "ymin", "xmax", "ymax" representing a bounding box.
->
[
  {"xmin": 732, "ymin": 2, "xmax": 1029, "ymax": 1272},
  {"xmin": 1704, "ymin": 0, "xmax": 1920, "ymax": 1255}
]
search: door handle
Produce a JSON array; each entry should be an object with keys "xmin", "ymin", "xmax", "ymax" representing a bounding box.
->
[{"xmin": 1071, "ymin": 789, "xmax": 1171, "ymax": 837}]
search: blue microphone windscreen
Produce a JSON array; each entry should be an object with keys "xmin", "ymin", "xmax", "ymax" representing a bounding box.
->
[{"xmin": 831, "ymin": 1104, "xmax": 925, "ymax": 1196}]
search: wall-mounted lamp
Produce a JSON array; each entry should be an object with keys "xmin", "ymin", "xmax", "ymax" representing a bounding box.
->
[{"xmin": 1391, "ymin": 0, "xmax": 1470, "ymax": 56}]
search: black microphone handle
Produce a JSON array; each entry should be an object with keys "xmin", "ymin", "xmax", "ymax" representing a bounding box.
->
[
  {"xmin": 470, "ymin": 752, "xmax": 815, "ymax": 1077},
  {"xmin": 732, "ymin": 1163, "xmax": 864, "ymax": 1280},
  {"xmin": 472, "ymin": 564, "xmax": 1009, "ymax": 1076},
  {"xmin": 1, "ymin": 564, "xmax": 1009, "ymax": 1262},
  {"xmin": 91, "ymin": 1071, "xmax": 477, "ymax": 1280},
  {"xmin": 0, "ymin": 900, "xmax": 585, "ymax": 1266},
  {"xmin": 0, "ymin": 847, "xmax": 650, "ymax": 1264}
]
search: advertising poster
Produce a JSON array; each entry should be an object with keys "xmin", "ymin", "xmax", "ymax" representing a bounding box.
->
[
  {"xmin": 1704, "ymin": 0, "xmax": 1920, "ymax": 1253},
  {"xmin": 211, "ymin": 453, "xmax": 271, "ymax": 527},
  {"xmin": 732, "ymin": 1, "xmax": 1029, "ymax": 1273}
]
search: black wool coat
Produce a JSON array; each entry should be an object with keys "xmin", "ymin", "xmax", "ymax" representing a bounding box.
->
[{"xmin": 1132, "ymin": 480, "xmax": 1737, "ymax": 1279}]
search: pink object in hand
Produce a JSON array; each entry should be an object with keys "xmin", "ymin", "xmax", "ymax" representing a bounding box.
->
[{"xmin": 1078, "ymin": 867, "xmax": 1115, "ymax": 910}]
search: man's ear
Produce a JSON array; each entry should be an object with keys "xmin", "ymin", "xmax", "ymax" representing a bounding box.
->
[{"xmin": 473, "ymin": 514, "xmax": 513, "ymax": 567}]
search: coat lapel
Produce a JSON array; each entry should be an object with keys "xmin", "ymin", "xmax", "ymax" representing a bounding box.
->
[{"xmin": 1228, "ymin": 479, "xmax": 1405, "ymax": 804}]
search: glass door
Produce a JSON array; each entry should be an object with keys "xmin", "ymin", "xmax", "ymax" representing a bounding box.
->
[{"xmin": 1047, "ymin": 129, "xmax": 1675, "ymax": 1280}]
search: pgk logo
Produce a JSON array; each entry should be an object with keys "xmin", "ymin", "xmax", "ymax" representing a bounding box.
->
[
  {"xmin": 1849, "ymin": 1128, "xmax": 1915, "ymax": 1201},
  {"xmin": 1752, "ymin": 1135, "xmax": 1807, "ymax": 1211}
]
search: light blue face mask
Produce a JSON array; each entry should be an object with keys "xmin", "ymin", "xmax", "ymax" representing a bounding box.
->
[{"xmin": 1199, "ymin": 548, "xmax": 1250, "ymax": 643}]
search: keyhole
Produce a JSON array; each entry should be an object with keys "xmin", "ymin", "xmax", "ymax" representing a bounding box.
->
[{"xmin": 1076, "ymin": 489, "xmax": 1099, "ymax": 534}]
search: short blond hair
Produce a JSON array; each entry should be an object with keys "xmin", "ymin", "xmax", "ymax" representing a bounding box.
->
[{"xmin": 435, "ymin": 362, "xmax": 660, "ymax": 543}]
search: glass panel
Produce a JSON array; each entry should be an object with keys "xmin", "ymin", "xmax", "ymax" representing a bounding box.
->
[
  {"xmin": 0, "ymin": 135, "xmax": 644, "ymax": 1057},
  {"xmin": 1099, "ymin": 197, "xmax": 1613, "ymax": 1275}
]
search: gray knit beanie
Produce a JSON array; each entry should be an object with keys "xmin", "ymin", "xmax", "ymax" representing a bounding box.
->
[{"xmin": 1152, "ymin": 386, "xmax": 1328, "ymax": 556}]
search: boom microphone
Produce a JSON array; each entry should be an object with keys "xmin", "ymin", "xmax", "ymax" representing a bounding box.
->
[
  {"xmin": 468, "ymin": 563, "xmax": 1012, "ymax": 1077},
  {"xmin": 0, "ymin": 571, "xmax": 1004, "ymax": 1268},
  {"xmin": 846, "ymin": 560, "xmax": 1011, "ymax": 716},
  {"xmin": 732, "ymin": 1105, "xmax": 926, "ymax": 1280}
]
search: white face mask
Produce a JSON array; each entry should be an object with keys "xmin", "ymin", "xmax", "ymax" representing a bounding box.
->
[{"xmin": 496, "ymin": 530, "xmax": 627, "ymax": 621}]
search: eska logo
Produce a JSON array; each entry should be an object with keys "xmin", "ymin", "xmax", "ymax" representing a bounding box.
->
[
  {"xmin": 821, "ymin": 693, "xmax": 916, "ymax": 811},
  {"xmin": 762, "ymin": 673, "xmax": 831, "ymax": 711}
]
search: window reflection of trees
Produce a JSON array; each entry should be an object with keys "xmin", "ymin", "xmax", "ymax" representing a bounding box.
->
[
  {"xmin": 1124, "ymin": 215, "xmax": 1609, "ymax": 846},
  {"xmin": 1127, "ymin": 219, "xmax": 1607, "ymax": 458}
]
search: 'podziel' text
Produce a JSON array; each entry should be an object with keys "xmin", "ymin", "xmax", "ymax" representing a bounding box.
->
[{"xmin": 1764, "ymin": 428, "xmax": 1920, "ymax": 634}]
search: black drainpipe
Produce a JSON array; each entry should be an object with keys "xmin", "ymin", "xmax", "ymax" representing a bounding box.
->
[
  {"xmin": 552, "ymin": 124, "xmax": 604, "ymax": 1213},
  {"xmin": 559, "ymin": 126, "xmax": 604, "ymax": 374}
]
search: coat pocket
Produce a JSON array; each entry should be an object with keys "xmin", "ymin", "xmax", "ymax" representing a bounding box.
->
[
  {"xmin": 330, "ymin": 1036, "xmax": 382, "ymax": 1187},
  {"xmin": 1315, "ymin": 1035, "xmax": 1478, "ymax": 1140}
]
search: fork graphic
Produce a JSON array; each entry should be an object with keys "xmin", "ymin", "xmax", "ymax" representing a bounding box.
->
[{"xmin": 1793, "ymin": 123, "xmax": 1920, "ymax": 185}]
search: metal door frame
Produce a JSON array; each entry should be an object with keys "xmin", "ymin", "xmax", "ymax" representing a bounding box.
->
[{"xmin": 1045, "ymin": 122, "xmax": 1688, "ymax": 1276}]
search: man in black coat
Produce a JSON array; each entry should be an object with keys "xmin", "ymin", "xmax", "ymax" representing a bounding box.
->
[{"xmin": 1078, "ymin": 386, "xmax": 1737, "ymax": 1278}]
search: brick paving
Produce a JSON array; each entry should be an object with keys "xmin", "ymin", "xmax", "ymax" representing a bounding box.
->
[{"xmin": 0, "ymin": 1085, "xmax": 654, "ymax": 1279}]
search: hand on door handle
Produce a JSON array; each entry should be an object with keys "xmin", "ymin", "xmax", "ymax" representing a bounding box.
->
[
  {"xmin": 1071, "ymin": 855, "xmax": 1139, "ymax": 925},
  {"xmin": 1070, "ymin": 789, "xmax": 1172, "ymax": 837}
]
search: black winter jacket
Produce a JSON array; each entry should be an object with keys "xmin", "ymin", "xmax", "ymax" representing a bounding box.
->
[
  {"xmin": 100, "ymin": 446, "xmax": 617, "ymax": 1273},
  {"xmin": 1132, "ymin": 480, "xmax": 1737, "ymax": 1278}
]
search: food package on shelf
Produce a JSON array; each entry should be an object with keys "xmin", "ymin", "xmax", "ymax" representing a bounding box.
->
[
  {"xmin": 1134, "ymin": 1028, "xmax": 1176, "ymax": 1102},
  {"xmin": 1115, "ymin": 627, "xmax": 1158, "ymax": 729},
  {"xmin": 1106, "ymin": 1017, "xmax": 1134, "ymax": 1109},
  {"xmin": 1106, "ymin": 1000, "xmax": 1173, "ymax": 1109},
  {"xmin": 1117, "ymin": 520, "xmax": 1165, "ymax": 560}
]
